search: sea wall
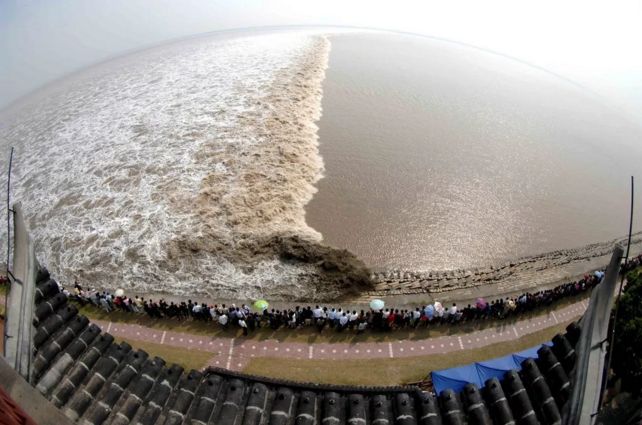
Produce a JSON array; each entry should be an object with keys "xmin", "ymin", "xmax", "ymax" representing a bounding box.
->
[{"xmin": 363, "ymin": 233, "xmax": 642, "ymax": 298}]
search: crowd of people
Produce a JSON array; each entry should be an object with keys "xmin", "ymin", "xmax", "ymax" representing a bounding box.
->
[{"xmin": 59, "ymin": 255, "xmax": 642, "ymax": 337}]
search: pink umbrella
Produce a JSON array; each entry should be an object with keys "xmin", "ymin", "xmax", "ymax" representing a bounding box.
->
[{"xmin": 476, "ymin": 297, "xmax": 487, "ymax": 309}]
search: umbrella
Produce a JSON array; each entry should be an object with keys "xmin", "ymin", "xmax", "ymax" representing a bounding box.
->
[
  {"xmin": 424, "ymin": 304, "xmax": 434, "ymax": 319},
  {"xmin": 370, "ymin": 299, "xmax": 385, "ymax": 311},
  {"xmin": 253, "ymin": 300, "xmax": 269, "ymax": 312},
  {"xmin": 476, "ymin": 297, "xmax": 487, "ymax": 309},
  {"xmin": 434, "ymin": 301, "xmax": 444, "ymax": 316},
  {"xmin": 114, "ymin": 289, "xmax": 125, "ymax": 297}
]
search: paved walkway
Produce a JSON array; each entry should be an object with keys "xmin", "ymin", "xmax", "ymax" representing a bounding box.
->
[{"xmin": 91, "ymin": 298, "xmax": 587, "ymax": 372}]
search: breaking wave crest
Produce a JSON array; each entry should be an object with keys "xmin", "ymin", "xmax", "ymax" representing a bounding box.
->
[{"xmin": 0, "ymin": 31, "xmax": 373, "ymax": 300}]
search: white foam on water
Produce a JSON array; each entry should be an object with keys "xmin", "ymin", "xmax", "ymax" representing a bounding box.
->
[{"xmin": 0, "ymin": 31, "xmax": 333, "ymax": 298}]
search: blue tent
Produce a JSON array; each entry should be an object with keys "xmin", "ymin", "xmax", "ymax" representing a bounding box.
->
[
  {"xmin": 476, "ymin": 354, "xmax": 522, "ymax": 384},
  {"xmin": 431, "ymin": 364, "xmax": 479, "ymax": 394},
  {"xmin": 511, "ymin": 342, "xmax": 552, "ymax": 364},
  {"xmin": 431, "ymin": 342, "xmax": 552, "ymax": 394}
]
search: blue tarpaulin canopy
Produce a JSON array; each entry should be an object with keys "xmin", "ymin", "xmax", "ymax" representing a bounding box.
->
[{"xmin": 431, "ymin": 342, "xmax": 553, "ymax": 394}]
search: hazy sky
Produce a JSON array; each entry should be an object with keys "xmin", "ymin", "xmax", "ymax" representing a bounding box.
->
[{"xmin": 1, "ymin": 0, "xmax": 641, "ymax": 122}]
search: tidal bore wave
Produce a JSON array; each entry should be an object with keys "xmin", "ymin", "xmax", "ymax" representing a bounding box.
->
[{"xmin": 0, "ymin": 31, "xmax": 372, "ymax": 300}]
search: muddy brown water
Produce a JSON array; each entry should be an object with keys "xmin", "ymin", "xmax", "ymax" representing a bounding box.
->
[{"xmin": 307, "ymin": 32, "xmax": 642, "ymax": 273}]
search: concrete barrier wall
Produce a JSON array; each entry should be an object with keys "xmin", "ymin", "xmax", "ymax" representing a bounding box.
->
[{"xmin": 4, "ymin": 203, "xmax": 39, "ymax": 379}]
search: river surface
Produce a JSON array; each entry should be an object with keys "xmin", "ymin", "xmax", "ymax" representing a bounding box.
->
[
  {"xmin": 1, "ymin": 29, "xmax": 640, "ymax": 300},
  {"xmin": 306, "ymin": 32, "xmax": 642, "ymax": 271}
]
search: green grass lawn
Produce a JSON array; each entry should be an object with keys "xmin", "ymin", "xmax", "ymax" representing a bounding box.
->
[{"xmin": 243, "ymin": 322, "xmax": 572, "ymax": 386}]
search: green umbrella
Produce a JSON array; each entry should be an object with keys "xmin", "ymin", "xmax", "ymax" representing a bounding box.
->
[{"xmin": 253, "ymin": 299, "xmax": 269, "ymax": 312}]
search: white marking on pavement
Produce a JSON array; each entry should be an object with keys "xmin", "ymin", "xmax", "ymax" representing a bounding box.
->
[
  {"xmin": 458, "ymin": 336, "xmax": 464, "ymax": 350},
  {"xmin": 226, "ymin": 339, "xmax": 235, "ymax": 370},
  {"xmin": 308, "ymin": 346, "xmax": 313, "ymax": 359},
  {"xmin": 388, "ymin": 342, "xmax": 394, "ymax": 358},
  {"xmin": 512, "ymin": 325, "xmax": 519, "ymax": 338},
  {"xmin": 160, "ymin": 331, "xmax": 166, "ymax": 345},
  {"xmin": 106, "ymin": 322, "xmax": 112, "ymax": 333},
  {"xmin": 551, "ymin": 311, "xmax": 559, "ymax": 324}
]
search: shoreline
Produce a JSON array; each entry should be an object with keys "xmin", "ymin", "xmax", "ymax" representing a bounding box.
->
[
  {"xmin": 365, "ymin": 232, "xmax": 642, "ymax": 297},
  {"xmin": 77, "ymin": 234, "xmax": 641, "ymax": 307}
]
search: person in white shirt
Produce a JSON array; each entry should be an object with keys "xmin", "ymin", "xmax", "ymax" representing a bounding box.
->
[
  {"xmin": 338, "ymin": 313, "xmax": 349, "ymax": 330},
  {"xmin": 328, "ymin": 308, "xmax": 337, "ymax": 323},
  {"xmin": 313, "ymin": 306, "xmax": 323, "ymax": 319},
  {"xmin": 412, "ymin": 308, "xmax": 421, "ymax": 327}
]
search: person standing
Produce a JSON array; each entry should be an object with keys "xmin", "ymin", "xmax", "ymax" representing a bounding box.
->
[{"xmin": 238, "ymin": 318, "xmax": 248, "ymax": 336}]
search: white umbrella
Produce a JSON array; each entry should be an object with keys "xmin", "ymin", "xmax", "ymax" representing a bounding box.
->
[
  {"xmin": 114, "ymin": 289, "xmax": 125, "ymax": 297},
  {"xmin": 370, "ymin": 299, "xmax": 385, "ymax": 311}
]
